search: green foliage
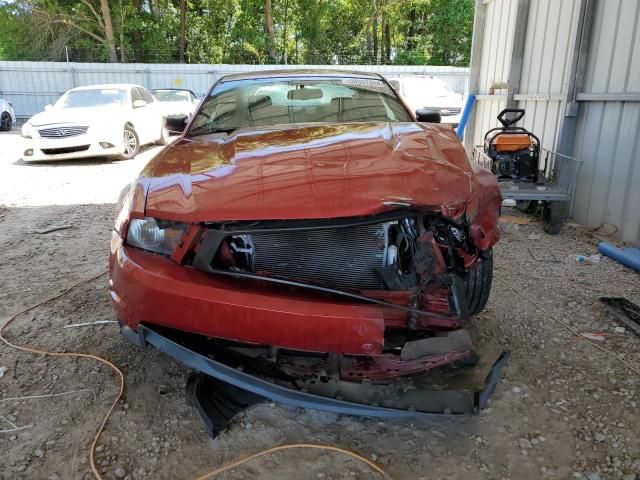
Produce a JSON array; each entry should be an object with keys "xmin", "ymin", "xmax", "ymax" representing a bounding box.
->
[
  {"xmin": 0, "ymin": 0, "xmax": 475, "ymax": 65},
  {"xmin": 394, "ymin": 50, "xmax": 430, "ymax": 66},
  {"xmin": 0, "ymin": 3, "xmax": 36, "ymax": 60},
  {"xmin": 426, "ymin": 0, "xmax": 474, "ymax": 66}
]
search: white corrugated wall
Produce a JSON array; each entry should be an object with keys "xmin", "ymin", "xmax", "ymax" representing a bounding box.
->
[
  {"xmin": 472, "ymin": 0, "xmax": 579, "ymax": 150},
  {"xmin": 469, "ymin": 0, "xmax": 640, "ymax": 243},
  {"xmin": 572, "ymin": 0, "xmax": 640, "ymax": 242},
  {"xmin": 0, "ymin": 62, "xmax": 470, "ymax": 117},
  {"xmin": 516, "ymin": 0, "xmax": 580, "ymax": 149},
  {"xmin": 471, "ymin": 0, "xmax": 517, "ymax": 147}
]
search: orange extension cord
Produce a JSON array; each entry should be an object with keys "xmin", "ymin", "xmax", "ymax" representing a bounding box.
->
[{"xmin": 0, "ymin": 272, "xmax": 392, "ymax": 480}]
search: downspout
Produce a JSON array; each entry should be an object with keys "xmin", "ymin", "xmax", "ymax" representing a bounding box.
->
[{"xmin": 555, "ymin": 0, "xmax": 596, "ymax": 156}]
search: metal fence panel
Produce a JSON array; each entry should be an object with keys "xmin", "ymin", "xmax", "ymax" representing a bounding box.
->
[{"xmin": 0, "ymin": 61, "xmax": 469, "ymax": 117}]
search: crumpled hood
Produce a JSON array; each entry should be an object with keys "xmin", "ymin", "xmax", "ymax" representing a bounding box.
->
[
  {"xmin": 142, "ymin": 122, "xmax": 479, "ymax": 222},
  {"xmin": 29, "ymin": 105, "xmax": 122, "ymax": 127}
]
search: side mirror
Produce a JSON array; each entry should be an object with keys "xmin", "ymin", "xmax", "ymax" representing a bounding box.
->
[
  {"xmin": 416, "ymin": 108, "xmax": 441, "ymax": 123},
  {"xmin": 164, "ymin": 114, "xmax": 188, "ymax": 134},
  {"xmin": 388, "ymin": 79, "xmax": 400, "ymax": 91},
  {"xmin": 133, "ymin": 99, "xmax": 147, "ymax": 109},
  {"xmin": 44, "ymin": 104, "xmax": 53, "ymax": 111}
]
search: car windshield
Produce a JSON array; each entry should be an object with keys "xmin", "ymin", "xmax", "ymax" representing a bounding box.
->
[
  {"xmin": 188, "ymin": 76, "xmax": 412, "ymax": 136},
  {"xmin": 57, "ymin": 89, "xmax": 127, "ymax": 108},
  {"xmin": 153, "ymin": 90, "xmax": 190, "ymax": 102}
]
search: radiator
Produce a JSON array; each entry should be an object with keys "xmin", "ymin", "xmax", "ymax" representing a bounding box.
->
[{"xmin": 248, "ymin": 222, "xmax": 389, "ymax": 290}]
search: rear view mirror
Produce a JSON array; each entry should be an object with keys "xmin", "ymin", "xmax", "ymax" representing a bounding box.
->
[
  {"xmin": 288, "ymin": 88, "xmax": 323, "ymax": 100},
  {"xmin": 416, "ymin": 108, "xmax": 441, "ymax": 123},
  {"xmin": 164, "ymin": 114, "xmax": 188, "ymax": 133}
]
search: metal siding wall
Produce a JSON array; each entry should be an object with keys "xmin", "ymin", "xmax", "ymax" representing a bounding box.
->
[
  {"xmin": 478, "ymin": 0, "xmax": 515, "ymax": 91},
  {"xmin": 572, "ymin": 0, "xmax": 640, "ymax": 243},
  {"xmin": 472, "ymin": 0, "xmax": 517, "ymax": 147},
  {"xmin": 470, "ymin": 0, "xmax": 639, "ymax": 242},
  {"xmin": 517, "ymin": 0, "xmax": 579, "ymax": 150},
  {"xmin": 0, "ymin": 62, "xmax": 470, "ymax": 117}
]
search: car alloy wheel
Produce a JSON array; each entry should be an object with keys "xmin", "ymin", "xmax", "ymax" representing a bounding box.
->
[
  {"xmin": 0, "ymin": 112, "xmax": 12, "ymax": 132},
  {"xmin": 121, "ymin": 125, "xmax": 139, "ymax": 159}
]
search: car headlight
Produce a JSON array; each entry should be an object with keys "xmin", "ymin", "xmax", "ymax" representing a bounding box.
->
[
  {"xmin": 21, "ymin": 122, "xmax": 34, "ymax": 139},
  {"xmin": 126, "ymin": 218, "xmax": 188, "ymax": 255}
]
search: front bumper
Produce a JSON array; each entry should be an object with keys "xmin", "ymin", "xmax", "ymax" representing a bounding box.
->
[
  {"xmin": 126, "ymin": 323, "xmax": 510, "ymax": 416},
  {"xmin": 109, "ymin": 232, "xmax": 386, "ymax": 355},
  {"xmin": 22, "ymin": 131, "xmax": 123, "ymax": 161}
]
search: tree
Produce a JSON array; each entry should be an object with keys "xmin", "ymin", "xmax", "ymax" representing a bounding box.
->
[
  {"xmin": 426, "ymin": 0, "xmax": 474, "ymax": 66},
  {"xmin": 99, "ymin": 0, "xmax": 118, "ymax": 62},
  {"xmin": 18, "ymin": 0, "xmax": 119, "ymax": 62},
  {"xmin": 263, "ymin": 0, "xmax": 276, "ymax": 61},
  {"xmin": 0, "ymin": 0, "xmax": 477, "ymax": 66},
  {"xmin": 179, "ymin": 0, "xmax": 186, "ymax": 62}
]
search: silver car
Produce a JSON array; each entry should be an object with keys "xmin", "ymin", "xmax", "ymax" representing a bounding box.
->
[{"xmin": 0, "ymin": 98, "xmax": 16, "ymax": 131}]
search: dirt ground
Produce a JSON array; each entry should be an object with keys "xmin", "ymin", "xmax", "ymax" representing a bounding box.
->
[{"xmin": 1, "ymin": 128, "xmax": 639, "ymax": 480}]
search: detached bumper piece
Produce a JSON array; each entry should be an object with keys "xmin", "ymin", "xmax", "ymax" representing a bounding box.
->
[
  {"xmin": 186, "ymin": 373, "xmax": 266, "ymax": 438},
  {"xmin": 135, "ymin": 324, "xmax": 509, "ymax": 433}
]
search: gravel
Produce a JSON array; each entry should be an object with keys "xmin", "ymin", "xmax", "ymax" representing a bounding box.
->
[{"xmin": 0, "ymin": 153, "xmax": 639, "ymax": 480}]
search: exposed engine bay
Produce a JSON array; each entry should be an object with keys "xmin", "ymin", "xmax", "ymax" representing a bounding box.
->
[
  {"xmin": 171, "ymin": 210, "xmax": 493, "ymax": 383},
  {"xmin": 192, "ymin": 212, "xmax": 480, "ymax": 319},
  {"xmin": 218, "ymin": 215, "xmax": 471, "ymax": 291}
]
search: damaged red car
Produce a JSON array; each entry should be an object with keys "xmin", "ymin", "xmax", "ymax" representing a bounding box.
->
[{"xmin": 109, "ymin": 70, "xmax": 502, "ymax": 415}]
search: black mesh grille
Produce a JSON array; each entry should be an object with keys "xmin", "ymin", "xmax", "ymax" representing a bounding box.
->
[
  {"xmin": 249, "ymin": 222, "xmax": 388, "ymax": 290},
  {"xmin": 41, "ymin": 145, "xmax": 90, "ymax": 155}
]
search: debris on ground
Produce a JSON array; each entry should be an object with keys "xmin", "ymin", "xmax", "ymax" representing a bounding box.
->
[
  {"xmin": 579, "ymin": 332, "xmax": 609, "ymax": 342},
  {"xmin": 500, "ymin": 214, "xmax": 533, "ymax": 225},
  {"xmin": 33, "ymin": 225, "xmax": 73, "ymax": 235},
  {"xmin": 600, "ymin": 297, "xmax": 640, "ymax": 336},
  {"xmin": 529, "ymin": 247, "xmax": 561, "ymax": 263},
  {"xmin": 63, "ymin": 320, "xmax": 118, "ymax": 329},
  {"xmin": 576, "ymin": 254, "xmax": 602, "ymax": 265}
]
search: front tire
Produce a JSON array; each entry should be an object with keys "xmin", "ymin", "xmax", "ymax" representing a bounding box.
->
[
  {"xmin": 463, "ymin": 249, "xmax": 493, "ymax": 316},
  {"xmin": 0, "ymin": 112, "xmax": 12, "ymax": 131},
  {"xmin": 120, "ymin": 125, "xmax": 139, "ymax": 159}
]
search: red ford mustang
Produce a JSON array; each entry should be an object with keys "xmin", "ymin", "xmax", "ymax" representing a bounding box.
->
[{"xmin": 109, "ymin": 70, "xmax": 501, "ymax": 382}]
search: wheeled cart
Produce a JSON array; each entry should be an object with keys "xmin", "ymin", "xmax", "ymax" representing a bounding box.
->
[{"xmin": 474, "ymin": 148, "xmax": 582, "ymax": 234}]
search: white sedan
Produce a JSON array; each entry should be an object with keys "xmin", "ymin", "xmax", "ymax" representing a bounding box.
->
[
  {"xmin": 151, "ymin": 88, "xmax": 199, "ymax": 121},
  {"xmin": 389, "ymin": 76, "xmax": 465, "ymax": 125},
  {"xmin": 1, "ymin": 98, "xmax": 16, "ymax": 131},
  {"xmin": 21, "ymin": 84, "xmax": 168, "ymax": 162}
]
